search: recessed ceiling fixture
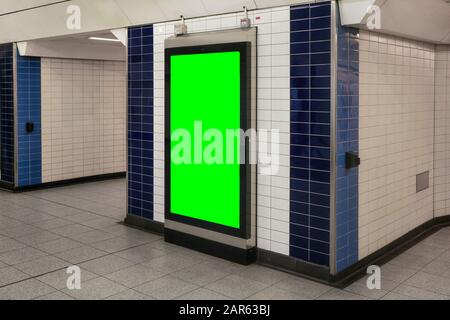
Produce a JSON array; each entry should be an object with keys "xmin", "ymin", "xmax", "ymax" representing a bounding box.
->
[{"xmin": 88, "ymin": 36, "xmax": 121, "ymax": 42}]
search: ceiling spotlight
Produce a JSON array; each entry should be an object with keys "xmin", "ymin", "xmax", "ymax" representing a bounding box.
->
[{"xmin": 88, "ymin": 36, "xmax": 121, "ymax": 42}]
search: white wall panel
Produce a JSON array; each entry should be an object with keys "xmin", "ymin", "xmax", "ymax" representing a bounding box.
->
[
  {"xmin": 358, "ymin": 30, "xmax": 435, "ymax": 258},
  {"xmin": 152, "ymin": 7, "xmax": 291, "ymax": 255},
  {"xmin": 434, "ymin": 45, "xmax": 450, "ymax": 218},
  {"xmin": 41, "ymin": 58, "xmax": 126, "ymax": 182}
]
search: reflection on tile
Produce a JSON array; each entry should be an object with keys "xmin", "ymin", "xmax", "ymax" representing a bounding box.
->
[
  {"xmin": 172, "ymin": 263, "xmax": 229, "ymax": 286},
  {"xmin": 37, "ymin": 268, "xmax": 99, "ymax": 290},
  {"xmin": 35, "ymin": 291, "xmax": 75, "ymax": 300},
  {"xmin": 177, "ymin": 288, "xmax": 232, "ymax": 300},
  {"xmin": 135, "ymin": 275, "xmax": 198, "ymax": 300},
  {"xmin": 0, "ymin": 267, "xmax": 30, "ymax": 287},
  {"xmin": 14, "ymin": 256, "xmax": 68, "ymax": 277},
  {"xmin": 106, "ymin": 289, "xmax": 154, "ymax": 300},
  {"xmin": 318, "ymin": 288, "xmax": 372, "ymax": 300},
  {"xmin": 236, "ymin": 265, "xmax": 289, "ymax": 286},
  {"xmin": 105, "ymin": 264, "xmax": 164, "ymax": 288},
  {"xmin": 0, "ymin": 279, "xmax": 55, "ymax": 300},
  {"xmin": 404, "ymin": 272, "xmax": 450, "ymax": 296},
  {"xmin": 206, "ymin": 275, "xmax": 269, "ymax": 300},
  {"xmin": 274, "ymin": 276, "xmax": 331, "ymax": 299},
  {"xmin": 247, "ymin": 286, "xmax": 309, "ymax": 300},
  {"xmin": 392, "ymin": 284, "xmax": 448, "ymax": 300},
  {"xmin": 79, "ymin": 255, "xmax": 135, "ymax": 276},
  {"xmin": 62, "ymin": 277, "xmax": 128, "ymax": 300},
  {"xmin": 55, "ymin": 246, "xmax": 107, "ymax": 264}
]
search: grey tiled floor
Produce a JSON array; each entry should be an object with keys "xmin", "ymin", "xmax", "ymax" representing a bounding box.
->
[{"xmin": 0, "ymin": 179, "xmax": 449, "ymax": 300}]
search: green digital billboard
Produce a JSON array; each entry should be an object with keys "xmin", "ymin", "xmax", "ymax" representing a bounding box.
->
[{"xmin": 169, "ymin": 50, "xmax": 241, "ymax": 229}]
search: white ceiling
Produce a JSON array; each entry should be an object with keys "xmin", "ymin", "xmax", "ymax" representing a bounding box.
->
[
  {"xmin": 339, "ymin": 0, "xmax": 450, "ymax": 44},
  {"xmin": 0, "ymin": 0, "xmax": 66, "ymax": 15},
  {"xmin": 48, "ymin": 30, "xmax": 123, "ymax": 47},
  {"xmin": 0, "ymin": 0, "xmax": 312, "ymax": 44},
  {"xmin": 0, "ymin": 0, "xmax": 449, "ymax": 44},
  {"xmin": 19, "ymin": 29, "xmax": 126, "ymax": 61}
]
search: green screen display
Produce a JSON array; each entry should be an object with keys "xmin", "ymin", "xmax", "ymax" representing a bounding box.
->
[{"xmin": 170, "ymin": 51, "xmax": 241, "ymax": 229}]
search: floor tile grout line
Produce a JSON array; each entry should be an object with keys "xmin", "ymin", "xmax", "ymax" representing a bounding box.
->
[
  {"xmin": 0, "ymin": 237, "xmax": 164, "ymax": 291},
  {"xmin": 63, "ymin": 248, "xmax": 209, "ymax": 299},
  {"xmin": 169, "ymin": 267, "xmax": 240, "ymax": 299},
  {"xmin": 1, "ymin": 211, "xmax": 148, "ymax": 254},
  {"xmin": 314, "ymin": 286, "xmax": 338, "ymax": 300},
  {"xmin": 26, "ymin": 193, "xmax": 123, "ymax": 221},
  {"xmin": 28, "ymin": 184, "xmax": 126, "ymax": 209},
  {"xmin": 0, "ymin": 204, "xmax": 102, "ymax": 239},
  {"xmin": 10, "ymin": 185, "xmax": 124, "ymax": 219},
  {"xmin": 100, "ymin": 288, "xmax": 154, "ymax": 301},
  {"xmin": 36, "ymin": 181, "xmax": 127, "ymax": 203},
  {"xmin": 391, "ymin": 250, "xmax": 450, "ymax": 298},
  {"xmin": 43, "ymin": 190, "xmax": 126, "ymax": 212},
  {"xmin": 0, "ymin": 265, "xmax": 72, "ymax": 290}
]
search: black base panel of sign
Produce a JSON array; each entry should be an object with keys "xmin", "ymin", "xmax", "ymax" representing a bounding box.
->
[{"xmin": 165, "ymin": 227, "xmax": 256, "ymax": 265}]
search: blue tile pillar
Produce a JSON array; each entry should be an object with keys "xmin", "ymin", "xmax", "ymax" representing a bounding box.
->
[
  {"xmin": 0, "ymin": 44, "xmax": 15, "ymax": 184},
  {"xmin": 289, "ymin": 1, "xmax": 360, "ymax": 272},
  {"xmin": 290, "ymin": 1, "xmax": 332, "ymax": 267},
  {"xmin": 16, "ymin": 53, "xmax": 42, "ymax": 187},
  {"xmin": 127, "ymin": 25, "xmax": 154, "ymax": 220},
  {"xmin": 335, "ymin": 8, "xmax": 360, "ymax": 273}
]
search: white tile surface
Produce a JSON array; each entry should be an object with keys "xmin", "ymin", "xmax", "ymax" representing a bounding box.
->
[
  {"xmin": 152, "ymin": 7, "xmax": 291, "ymax": 254},
  {"xmin": 434, "ymin": 45, "xmax": 450, "ymax": 218},
  {"xmin": 358, "ymin": 31, "xmax": 436, "ymax": 259},
  {"xmin": 41, "ymin": 58, "xmax": 126, "ymax": 183}
]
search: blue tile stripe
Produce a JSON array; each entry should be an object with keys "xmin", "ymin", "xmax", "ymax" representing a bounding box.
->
[
  {"xmin": 0, "ymin": 44, "xmax": 14, "ymax": 184},
  {"xmin": 128, "ymin": 25, "xmax": 154, "ymax": 219},
  {"xmin": 335, "ymin": 13, "xmax": 359, "ymax": 272},
  {"xmin": 16, "ymin": 53, "xmax": 42, "ymax": 187},
  {"xmin": 290, "ymin": 1, "xmax": 332, "ymax": 267}
]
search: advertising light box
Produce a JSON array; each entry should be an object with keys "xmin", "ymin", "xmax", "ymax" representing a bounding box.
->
[
  {"xmin": 164, "ymin": 28, "xmax": 256, "ymax": 264},
  {"xmin": 169, "ymin": 50, "xmax": 241, "ymax": 229}
]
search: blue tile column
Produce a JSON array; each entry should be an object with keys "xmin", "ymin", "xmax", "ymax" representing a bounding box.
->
[
  {"xmin": 16, "ymin": 53, "xmax": 42, "ymax": 187},
  {"xmin": 335, "ymin": 13, "xmax": 359, "ymax": 272},
  {"xmin": 0, "ymin": 44, "xmax": 15, "ymax": 184},
  {"xmin": 127, "ymin": 25, "xmax": 154, "ymax": 220},
  {"xmin": 290, "ymin": 1, "xmax": 332, "ymax": 267}
]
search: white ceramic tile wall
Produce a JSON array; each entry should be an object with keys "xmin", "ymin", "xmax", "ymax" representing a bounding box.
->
[
  {"xmin": 41, "ymin": 58, "xmax": 126, "ymax": 183},
  {"xmin": 358, "ymin": 31, "xmax": 436, "ymax": 259},
  {"xmin": 435, "ymin": 45, "xmax": 450, "ymax": 218},
  {"xmin": 152, "ymin": 7, "xmax": 291, "ymax": 255}
]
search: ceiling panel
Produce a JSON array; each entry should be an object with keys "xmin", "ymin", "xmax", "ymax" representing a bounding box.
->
[
  {"xmin": 0, "ymin": 0, "xmax": 131, "ymax": 44},
  {"xmin": 0, "ymin": 0, "xmax": 67, "ymax": 15},
  {"xmin": 378, "ymin": 0, "xmax": 450, "ymax": 43},
  {"xmin": 114, "ymin": 0, "xmax": 167, "ymax": 25},
  {"xmin": 200, "ymin": 0, "xmax": 256, "ymax": 16},
  {"xmin": 340, "ymin": 0, "xmax": 450, "ymax": 44},
  {"xmin": 254, "ymin": 0, "xmax": 312, "ymax": 9},
  {"xmin": 20, "ymin": 37, "xmax": 126, "ymax": 61},
  {"xmin": 1, "ymin": 0, "xmax": 449, "ymax": 45},
  {"xmin": 154, "ymin": 0, "xmax": 208, "ymax": 20}
]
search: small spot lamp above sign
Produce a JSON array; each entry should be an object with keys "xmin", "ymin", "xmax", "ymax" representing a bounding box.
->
[
  {"xmin": 174, "ymin": 15, "xmax": 188, "ymax": 37},
  {"xmin": 240, "ymin": 6, "xmax": 251, "ymax": 29}
]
